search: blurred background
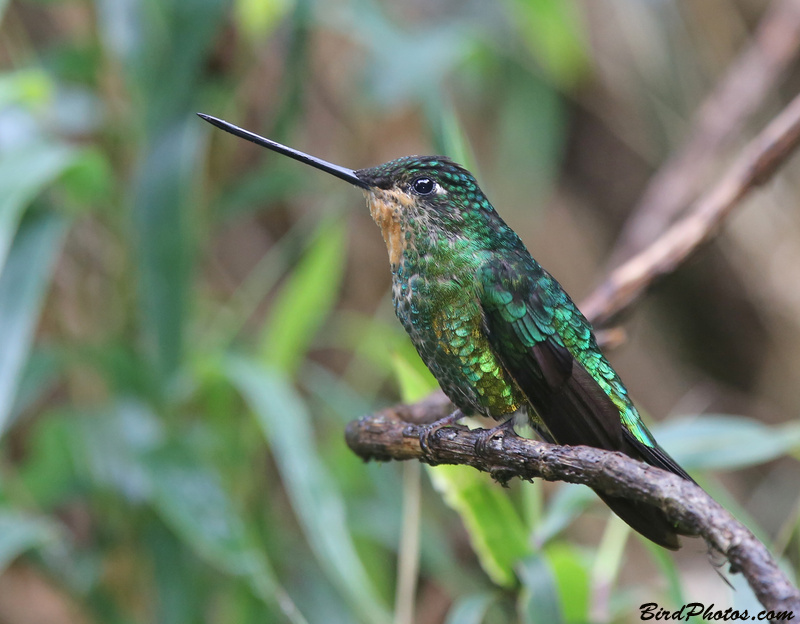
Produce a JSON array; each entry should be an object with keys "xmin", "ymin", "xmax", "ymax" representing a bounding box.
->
[{"xmin": 1, "ymin": 0, "xmax": 800, "ymax": 622}]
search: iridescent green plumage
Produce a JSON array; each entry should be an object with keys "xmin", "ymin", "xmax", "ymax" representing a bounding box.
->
[
  {"xmin": 356, "ymin": 155, "xmax": 692, "ymax": 549},
  {"xmin": 199, "ymin": 114, "xmax": 693, "ymax": 550}
]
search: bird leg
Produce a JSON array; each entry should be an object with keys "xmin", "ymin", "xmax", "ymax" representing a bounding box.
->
[
  {"xmin": 418, "ymin": 409, "xmax": 466, "ymax": 459},
  {"xmin": 474, "ymin": 417, "xmax": 518, "ymax": 456}
]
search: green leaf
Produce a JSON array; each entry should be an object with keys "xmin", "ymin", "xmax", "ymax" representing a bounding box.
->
[
  {"xmin": 653, "ymin": 415, "xmax": 800, "ymax": 470},
  {"xmin": 0, "ymin": 69, "xmax": 53, "ymax": 110},
  {"xmin": 261, "ymin": 219, "xmax": 347, "ymax": 374},
  {"xmin": 443, "ymin": 593, "xmax": 496, "ymax": 624},
  {"xmin": 0, "ymin": 509, "xmax": 64, "ymax": 573},
  {"xmin": 123, "ymin": 0, "xmax": 226, "ymax": 383},
  {"xmin": 69, "ymin": 401, "xmax": 163, "ymax": 502},
  {"xmin": 0, "ymin": 214, "xmax": 67, "ymax": 436},
  {"xmin": 331, "ymin": 1, "xmax": 473, "ymax": 108},
  {"xmin": 391, "ymin": 352, "xmax": 438, "ymax": 403},
  {"xmin": 428, "ymin": 464, "xmax": 531, "ymax": 588},
  {"xmin": 68, "ymin": 400, "xmax": 308, "ymax": 623},
  {"xmin": 226, "ymin": 356, "xmax": 391, "ymax": 624},
  {"xmin": 146, "ymin": 521, "xmax": 206, "ymax": 624},
  {"xmin": 59, "ymin": 147, "xmax": 114, "ymax": 210},
  {"xmin": 0, "ymin": 142, "xmax": 74, "ymax": 273},
  {"xmin": 427, "ymin": 101, "xmax": 476, "ymax": 171},
  {"xmin": 234, "ymin": 0, "xmax": 294, "ymax": 42},
  {"xmin": 19, "ymin": 412, "xmax": 79, "ymax": 509},
  {"xmin": 7, "ymin": 347, "xmax": 59, "ymax": 430},
  {"xmin": 493, "ymin": 69, "xmax": 566, "ymax": 205},
  {"xmin": 589, "ymin": 518, "xmax": 629, "ymax": 621},
  {"xmin": 533, "ymin": 483, "xmax": 594, "ymax": 546},
  {"xmin": 546, "ymin": 543, "xmax": 589, "ymax": 624},
  {"xmin": 506, "ymin": 0, "xmax": 589, "ymax": 88},
  {"xmin": 132, "ymin": 122, "xmax": 200, "ymax": 381},
  {"xmin": 145, "ymin": 453, "xmax": 283, "ymax": 602},
  {"xmin": 517, "ymin": 552, "xmax": 563, "ymax": 624},
  {"xmin": 644, "ymin": 542, "xmax": 686, "ymax": 608}
]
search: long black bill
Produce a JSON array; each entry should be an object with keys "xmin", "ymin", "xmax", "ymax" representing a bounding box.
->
[{"xmin": 198, "ymin": 113, "xmax": 368, "ymax": 189}]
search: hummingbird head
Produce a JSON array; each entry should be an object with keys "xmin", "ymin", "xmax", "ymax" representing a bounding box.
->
[
  {"xmin": 198, "ymin": 113, "xmax": 506, "ymax": 267},
  {"xmin": 355, "ymin": 156, "xmax": 499, "ymax": 266}
]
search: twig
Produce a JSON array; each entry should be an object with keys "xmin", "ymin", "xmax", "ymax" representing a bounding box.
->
[
  {"xmin": 581, "ymin": 89, "xmax": 800, "ymax": 326},
  {"xmin": 345, "ymin": 411, "xmax": 800, "ymax": 615},
  {"xmin": 608, "ymin": 0, "xmax": 800, "ymax": 267}
]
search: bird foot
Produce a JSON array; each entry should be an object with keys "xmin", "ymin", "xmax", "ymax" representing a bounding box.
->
[
  {"xmin": 474, "ymin": 418, "xmax": 517, "ymax": 456},
  {"xmin": 419, "ymin": 410, "xmax": 465, "ymax": 461}
]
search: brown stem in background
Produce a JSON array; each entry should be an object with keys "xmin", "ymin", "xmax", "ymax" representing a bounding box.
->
[
  {"xmin": 607, "ymin": 0, "xmax": 800, "ymax": 267},
  {"xmin": 346, "ymin": 410, "xmax": 800, "ymax": 616},
  {"xmin": 582, "ymin": 89, "xmax": 800, "ymax": 327}
]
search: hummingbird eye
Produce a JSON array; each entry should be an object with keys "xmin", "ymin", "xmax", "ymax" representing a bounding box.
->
[{"xmin": 411, "ymin": 177, "xmax": 436, "ymax": 195}]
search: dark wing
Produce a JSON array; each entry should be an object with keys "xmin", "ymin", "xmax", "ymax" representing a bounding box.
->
[
  {"xmin": 478, "ymin": 258, "xmax": 689, "ymax": 549},
  {"xmin": 476, "ymin": 259, "xmax": 625, "ymax": 452}
]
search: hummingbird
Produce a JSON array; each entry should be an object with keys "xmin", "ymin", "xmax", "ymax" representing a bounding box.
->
[{"xmin": 198, "ymin": 112, "xmax": 694, "ymax": 550}]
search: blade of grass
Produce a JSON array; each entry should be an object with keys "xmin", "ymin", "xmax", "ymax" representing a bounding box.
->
[
  {"xmin": 132, "ymin": 122, "xmax": 200, "ymax": 381},
  {"xmin": 145, "ymin": 450, "xmax": 308, "ymax": 624},
  {"xmin": 654, "ymin": 414, "xmax": 800, "ymax": 470},
  {"xmin": 427, "ymin": 463, "xmax": 532, "ymax": 588},
  {"xmin": 0, "ymin": 509, "xmax": 64, "ymax": 573},
  {"xmin": 226, "ymin": 356, "xmax": 392, "ymax": 624},
  {"xmin": 0, "ymin": 213, "xmax": 67, "ymax": 437},
  {"xmin": 532, "ymin": 483, "xmax": 595, "ymax": 547},
  {"xmin": 391, "ymin": 355, "xmax": 430, "ymax": 624},
  {"xmin": 546, "ymin": 543, "xmax": 590, "ymax": 624},
  {"xmin": 394, "ymin": 460, "xmax": 421, "ymax": 624},
  {"xmin": 443, "ymin": 593, "xmax": 496, "ymax": 624},
  {"xmin": 124, "ymin": 0, "xmax": 226, "ymax": 383},
  {"xmin": 507, "ymin": 0, "xmax": 589, "ymax": 87},
  {"xmin": 589, "ymin": 516, "xmax": 629, "ymax": 622},
  {"xmin": 0, "ymin": 142, "xmax": 74, "ymax": 273},
  {"xmin": 644, "ymin": 542, "xmax": 687, "ymax": 609},
  {"xmin": 202, "ymin": 213, "xmax": 317, "ymax": 350},
  {"xmin": 517, "ymin": 553, "xmax": 564, "ymax": 624},
  {"xmin": 260, "ymin": 217, "xmax": 347, "ymax": 374}
]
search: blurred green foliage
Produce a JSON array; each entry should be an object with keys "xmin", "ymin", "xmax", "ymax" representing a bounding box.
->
[{"xmin": 1, "ymin": 0, "xmax": 799, "ymax": 622}]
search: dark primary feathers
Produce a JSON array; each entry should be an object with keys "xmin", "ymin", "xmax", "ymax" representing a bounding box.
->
[{"xmin": 478, "ymin": 258, "xmax": 691, "ymax": 549}]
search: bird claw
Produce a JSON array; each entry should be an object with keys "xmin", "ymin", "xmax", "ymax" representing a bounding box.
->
[
  {"xmin": 474, "ymin": 418, "xmax": 517, "ymax": 456},
  {"xmin": 419, "ymin": 410, "xmax": 464, "ymax": 461}
]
